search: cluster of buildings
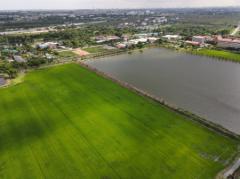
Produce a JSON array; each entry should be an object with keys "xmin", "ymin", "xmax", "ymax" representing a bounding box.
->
[
  {"xmin": 94, "ymin": 32, "xmax": 240, "ymax": 50},
  {"xmin": 118, "ymin": 16, "xmax": 168, "ymax": 30},
  {"xmin": 0, "ymin": 50, "xmax": 26, "ymax": 63},
  {"xmin": 116, "ymin": 34, "xmax": 159, "ymax": 49},
  {"xmin": 140, "ymin": 17, "xmax": 168, "ymax": 26},
  {"xmin": 160, "ymin": 34, "xmax": 240, "ymax": 50},
  {"xmin": 95, "ymin": 36, "xmax": 121, "ymax": 43},
  {"xmin": 0, "ymin": 49, "xmax": 24, "ymax": 63},
  {"xmin": 126, "ymin": 10, "xmax": 155, "ymax": 16},
  {"xmin": 37, "ymin": 42, "xmax": 59, "ymax": 49},
  {"xmin": 216, "ymin": 36, "xmax": 240, "ymax": 49},
  {"xmin": 185, "ymin": 36, "xmax": 212, "ymax": 47},
  {"xmin": 36, "ymin": 42, "xmax": 68, "ymax": 50},
  {"xmin": 0, "ymin": 41, "xmax": 62, "ymax": 63},
  {"xmin": 93, "ymin": 33, "xmax": 159, "ymax": 49},
  {"xmin": 187, "ymin": 35, "xmax": 240, "ymax": 49}
]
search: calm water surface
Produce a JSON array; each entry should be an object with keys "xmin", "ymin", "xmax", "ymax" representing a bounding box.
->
[{"xmin": 85, "ymin": 48, "xmax": 240, "ymax": 134}]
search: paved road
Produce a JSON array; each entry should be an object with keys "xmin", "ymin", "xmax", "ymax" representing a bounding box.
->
[
  {"xmin": 223, "ymin": 158, "xmax": 240, "ymax": 178},
  {"xmin": 231, "ymin": 25, "xmax": 240, "ymax": 36}
]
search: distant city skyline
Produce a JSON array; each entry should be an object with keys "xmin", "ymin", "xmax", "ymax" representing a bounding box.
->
[{"xmin": 0, "ymin": 0, "xmax": 239, "ymax": 10}]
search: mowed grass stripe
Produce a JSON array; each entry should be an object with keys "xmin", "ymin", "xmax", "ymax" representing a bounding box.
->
[{"xmin": 0, "ymin": 63, "xmax": 239, "ymax": 179}]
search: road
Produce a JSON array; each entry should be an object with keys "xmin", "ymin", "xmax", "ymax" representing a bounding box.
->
[{"xmin": 231, "ymin": 25, "xmax": 240, "ymax": 36}]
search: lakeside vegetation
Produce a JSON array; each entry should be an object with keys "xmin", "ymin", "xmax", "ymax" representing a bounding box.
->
[
  {"xmin": 192, "ymin": 49, "xmax": 240, "ymax": 63},
  {"xmin": 0, "ymin": 63, "xmax": 238, "ymax": 178}
]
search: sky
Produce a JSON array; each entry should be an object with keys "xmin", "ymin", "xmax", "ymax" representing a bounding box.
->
[{"xmin": 0, "ymin": 0, "xmax": 239, "ymax": 10}]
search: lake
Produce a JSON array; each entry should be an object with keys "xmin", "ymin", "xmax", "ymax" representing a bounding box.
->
[{"xmin": 85, "ymin": 48, "xmax": 240, "ymax": 134}]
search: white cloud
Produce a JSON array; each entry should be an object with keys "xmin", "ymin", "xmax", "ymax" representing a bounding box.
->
[{"xmin": 0, "ymin": 0, "xmax": 239, "ymax": 10}]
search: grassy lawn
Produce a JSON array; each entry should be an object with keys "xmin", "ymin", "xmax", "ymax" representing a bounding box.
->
[
  {"xmin": 57, "ymin": 50, "xmax": 78, "ymax": 58},
  {"xmin": 84, "ymin": 46, "xmax": 109, "ymax": 53},
  {"xmin": 0, "ymin": 63, "xmax": 239, "ymax": 178},
  {"xmin": 193, "ymin": 49, "xmax": 240, "ymax": 63}
]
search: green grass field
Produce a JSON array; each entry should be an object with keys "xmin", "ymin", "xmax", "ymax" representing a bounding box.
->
[
  {"xmin": 193, "ymin": 49, "xmax": 240, "ymax": 63},
  {"xmin": 0, "ymin": 63, "xmax": 239, "ymax": 179},
  {"xmin": 84, "ymin": 46, "xmax": 110, "ymax": 54},
  {"xmin": 57, "ymin": 51, "xmax": 78, "ymax": 58}
]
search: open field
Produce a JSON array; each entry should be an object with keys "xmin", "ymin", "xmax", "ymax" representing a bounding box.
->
[
  {"xmin": 57, "ymin": 51, "xmax": 79, "ymax": 58},
  {"xmin": 0, "ymin": 63, "xmax": 239, "ymax": 178},
  {"xmin": 73, "ymin": 48, "xmax": 90, "ymax": 57},
  {"xmin": 84, "ymin": 46, "xmax": 111, "ymax": 54},
  {"xmin": 192, "ymin": 49, "xmax": 240, "ymax": 63}
]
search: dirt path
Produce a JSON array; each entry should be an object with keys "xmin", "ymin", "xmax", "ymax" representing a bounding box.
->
[{"xmin": 231, "ymin": 25, "xmax": 240, "ymax": 36}]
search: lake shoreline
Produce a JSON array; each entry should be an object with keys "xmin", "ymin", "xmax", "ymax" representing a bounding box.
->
[
  {"xmin": 79, "ymin": 61, "xmax": 239, "ymax": 139},
  {"xmin": 85, "ymin": 48, "xmax": 240, "ymax": 135},
  {"xmin": 157, "ymin": 44, "xmax": 240, "ymax": 64},
  {"xmin": 84, "ymin": 45, "xmax": 240, "ymax": 66},
  {"xmin": 79, "ymin": 61, "xmax": 240, "ymax": 179}
]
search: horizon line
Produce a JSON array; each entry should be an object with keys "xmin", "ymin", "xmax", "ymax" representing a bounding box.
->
[{"xmin": 0, "ymin": 6, "xmax": 239, "ymax": 11}]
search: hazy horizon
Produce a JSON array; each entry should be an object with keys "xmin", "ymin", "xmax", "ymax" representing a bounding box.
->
[{"xmin": 0, "ymin": 0, "xmax": 239, "ymax": 10}]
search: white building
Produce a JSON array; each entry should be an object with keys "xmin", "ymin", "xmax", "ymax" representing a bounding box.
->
[
  {"xmin": 162, "ymin": 35, "xmax": 181, "ymax": 41},
  {"xmin": 129, "ymin": 38, "xmax": 148, "ymax": 45},
  {"xmin": 37, "ymin": 42, "xmax": 59, "ymax": 49},
  {"xmin": 148, "ymin": 37, "xmax": 159, "ymax": 43}
]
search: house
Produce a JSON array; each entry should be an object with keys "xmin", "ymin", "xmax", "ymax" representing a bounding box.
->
[
  {"xmin": 106, "ymin": 36, "xmax": 120, "ymax": 41},
  {"xmin": 192, "ymin": 36, "xmax": 212, "ymax": 44},
  {"xmin": 192, "ymin": 36, "xmax": 206, "ymax": 44},
  {"xmin": 13, "ymin": 55, "xmax": 26, "ymax": 63},
  {"xmin": 37, "ymin": 42, "xmax": 59, "ymax": 49}
]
